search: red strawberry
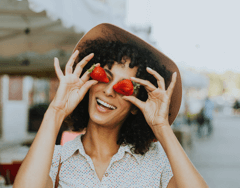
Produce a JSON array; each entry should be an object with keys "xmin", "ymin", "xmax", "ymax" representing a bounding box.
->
[
  {"xmin": 88, "ymin": 64, "xmax": 109, "ymax": 83},
  {"xmin": 113, "ymin": 79, "xmax": 140, "ymax": 96}
]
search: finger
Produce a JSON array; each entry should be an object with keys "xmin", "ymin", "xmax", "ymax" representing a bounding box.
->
[
  {"xmin": 130, "ymin": 77, "xmax": 156, "ymax": 92},
  {"xmin": 73, "ymin": 53, "xmax": 94, "ymax": 77},
  {"xmin": 54, "ymin": 57, "xmax": 64, "ymax": 80},
  {"xmin": 122, "ymin": 96, "xmax": 145, "ymax": 111},
  {"xmin": 167, "ymin": 72, "xmax": 177, "ymax": 97},
  {"xmin": 146, "ymin": 67, "xmax": 165, "ymax": 90},
  {"xmin": 78, "ymin": 80, "xmax": 98, "ymax": 98},
  {"xmin": 65, "ymin": 50, "xmax": 79, "ymax": 75},
  {"xmin": 79, "ymin": 63, "xmax": 100, "ymax": 84}
]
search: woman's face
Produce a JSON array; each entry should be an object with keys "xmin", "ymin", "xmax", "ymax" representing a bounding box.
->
[{"xmin": 88, "ymin": 58, "xmax": 138, "ymax": 128}]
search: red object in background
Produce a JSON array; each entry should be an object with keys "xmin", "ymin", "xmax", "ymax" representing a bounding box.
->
[
  {"xmin": 0, "ymin": 161, "xmax": 22, "ymax": 185},
  {"xmin": 60, "ymin": 131, "xmax": 84, "ymax": 146},
  {"xmin": 0, "ymin": 131, "xmax": 85, "ymax": 185},
  {"xmin": 8, "ymin": 76, "xmax": 23, "ymax": 101}
]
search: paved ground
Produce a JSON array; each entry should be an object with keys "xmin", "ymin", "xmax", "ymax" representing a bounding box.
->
[{"xmin": 188, "ymin": 113, "xmax": 240, "ymax": 188}]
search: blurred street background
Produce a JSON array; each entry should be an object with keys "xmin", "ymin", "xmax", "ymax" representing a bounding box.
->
[{"xmin": 0, "ymin": 0, "xmax": 240, "ymax": 187}]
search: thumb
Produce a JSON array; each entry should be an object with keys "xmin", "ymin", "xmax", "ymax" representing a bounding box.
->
[{"xmin": 122, "ymin": 96, "xmax": 144, "ymax": 111}]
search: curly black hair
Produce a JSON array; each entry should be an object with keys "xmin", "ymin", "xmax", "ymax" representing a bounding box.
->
[{"xmin": 64, "ymin": 38, "xmax": 171, "ymax": 155}]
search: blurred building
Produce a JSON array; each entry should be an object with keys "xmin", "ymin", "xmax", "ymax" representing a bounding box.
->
[{"xmin": 179, "ymin": 68, "xmax": 209, "ymax": 116}]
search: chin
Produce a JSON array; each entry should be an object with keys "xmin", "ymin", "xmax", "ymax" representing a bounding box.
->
[
  {"xmin": 88, "ymin": 110, "xmax": 125, "ymax": 128},
  {"xmin": 89, "ymin": 113, "xmax": 107, "ymax": 125}
]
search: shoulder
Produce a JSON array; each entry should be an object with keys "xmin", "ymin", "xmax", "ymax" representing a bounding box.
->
[
  {"xmin": 52, "ymin": 145, "xmax": 62, "ymax": 165},
  {"xmin": 136, "ymin": 142, "xmax": 173, "ymax": 186},
  {"xmin": 140, "ymin": 141, "xmax": 170, "ymax": 167},
  {"xmin": 148, "ymin": 142, "xmax": 173, "ymax": 187},
  {"xmin": 49, "ymin": 145, "xmax": 62, "ymax": 187},
  {"xmin": 51, "ymin": 135, "xmax": 79, "ymax": 164},
  {"xmin": 147, "ymin": 141, "xmax": 168, "ymax": 159}
]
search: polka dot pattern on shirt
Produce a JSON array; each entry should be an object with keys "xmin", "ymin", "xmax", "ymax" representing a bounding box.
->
[{"xmin": 49, "ymin": 134, "xmax": 173, "ymax": 188}]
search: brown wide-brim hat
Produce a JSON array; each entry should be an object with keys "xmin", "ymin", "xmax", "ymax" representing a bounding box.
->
[{"xmin": 73, "ymin": 23, "xmax": 182, "ymax": 125}]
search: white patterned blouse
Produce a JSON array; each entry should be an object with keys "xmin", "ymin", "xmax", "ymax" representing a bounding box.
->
[{"xmin": 49, "ymin": 134, "xmax": 173, "ymax": 188}]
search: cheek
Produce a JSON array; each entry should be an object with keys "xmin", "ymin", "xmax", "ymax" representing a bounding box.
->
[
  {"xmin": 88, "ymin": 88, "xmax": 94, "ymax": 102},
  {"xmin": 89, "ymin": 83, "xmax": 102, "ymax": 97},
  {"xmin": 118, "ymin": 99, "xmax": 132, "ymax": 113},
  {"xmin": 89, "ymin": 84, "xmax": 98, "ymax": 93},
  {"xmin": 88, "ymin": 85, "xmax": 99, "ymax": 107}
]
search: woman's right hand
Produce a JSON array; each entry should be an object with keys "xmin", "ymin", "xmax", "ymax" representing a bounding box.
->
[{"xmin": 49, "ymin": 50, "xmax": 98, "ymax": 118}]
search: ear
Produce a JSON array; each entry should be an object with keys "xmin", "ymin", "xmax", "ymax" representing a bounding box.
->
[{"xmin": 130, "ymin": 105, "xmax": 138, "ymax": 115}]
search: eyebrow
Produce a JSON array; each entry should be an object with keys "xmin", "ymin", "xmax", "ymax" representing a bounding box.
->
[
  {"xmin": 104, "ymin": 68, "xmax": 127, "ymax": 81},
  {"xmin": 104, "ymin": 68, "xmax": 113, "ymax": 78}
]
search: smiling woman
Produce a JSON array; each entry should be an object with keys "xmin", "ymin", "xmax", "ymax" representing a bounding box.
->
[
  {"xmin": 13, "ymin": 24, "xmax": 209, "ymax": 188},
  {"xmin": 64, "ymin": 38, "xmax": 171, "ymax": 155}
]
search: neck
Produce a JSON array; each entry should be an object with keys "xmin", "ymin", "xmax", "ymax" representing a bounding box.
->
[{"xmin": 82, "ymin": 120, "xmax": 122, "ymax": 158}]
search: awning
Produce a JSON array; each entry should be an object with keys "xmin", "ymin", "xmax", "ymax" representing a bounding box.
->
[
  {"xmin": 0, "ymin": 0, "xmax": 126, "ymax": 76},
  {"xmin": 0, "ymin": 0, "xmax": 85, "ymax": 57},
  {"xmin": 0, "ymin": 50, "xmax": 72, "ymax": 77},
  {"xmin": 28, "ymin": 0, "xmax": 126, "ymax": 33}
]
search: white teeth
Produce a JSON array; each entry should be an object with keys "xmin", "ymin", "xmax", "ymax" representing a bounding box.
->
[{"xmin": 96, "ymin": 99, "xmax": 117, "ymax": 110}]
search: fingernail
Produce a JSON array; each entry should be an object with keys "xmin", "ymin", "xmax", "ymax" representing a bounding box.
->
[
  {"xmin": 89, "ymin": 53, "xmax": 94, "ymax": 56},
  {"xmin": 147, "ymin": 67, "xmax": 152, "ymax": 71},
  {"xmin": 75, "ymin": 50, "xmax": 79, "ymax": 53}
]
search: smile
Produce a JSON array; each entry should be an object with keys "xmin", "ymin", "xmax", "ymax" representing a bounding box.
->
[{"xmin": 96, "ymin": 98, "xmax": 117, "ymax": 110}]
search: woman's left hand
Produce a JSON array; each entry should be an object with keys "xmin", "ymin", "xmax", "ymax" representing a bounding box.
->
[{"xmin": 123, "ymin": 67, "xmax": 177, "ymax": 132}]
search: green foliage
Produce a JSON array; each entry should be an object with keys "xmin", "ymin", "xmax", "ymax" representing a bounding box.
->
[{"xmin": 207, "ymin": 71, "xmax": 240, "ymax": 97}]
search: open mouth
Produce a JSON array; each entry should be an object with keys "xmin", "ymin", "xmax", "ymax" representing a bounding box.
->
[{"xmin": 96, "ymin": 98, "xmax": 117, "ymax": 110}]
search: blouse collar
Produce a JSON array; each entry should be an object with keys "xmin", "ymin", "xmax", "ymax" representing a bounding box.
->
[{"xmin": 60, "ymin": 134, "xmax": 143, "ymax": 164}]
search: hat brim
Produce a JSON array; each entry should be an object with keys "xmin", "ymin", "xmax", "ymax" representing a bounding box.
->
[{"xmin": 73, "ymin": 23, "xmax": 182, "ymax": 125}]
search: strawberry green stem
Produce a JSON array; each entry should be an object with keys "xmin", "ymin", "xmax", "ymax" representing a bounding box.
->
[{"xmin": 87, "ymin": 64, "xmax": 96, "ymax": 73}]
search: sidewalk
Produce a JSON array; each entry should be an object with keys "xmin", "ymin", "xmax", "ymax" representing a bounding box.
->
[{"xmin": 188, "ymin": 113, "xmax": 240, "ymax": 188}]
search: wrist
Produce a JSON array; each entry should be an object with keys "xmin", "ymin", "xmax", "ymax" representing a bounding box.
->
[
  {"xmin": 151, "ymin": 122, "xmax": 170, "ymax": 133},
  {"xmin": 152, "ymin": 124, "xmax": 174, "ymax": 143},
  {"xmin": 48, "ymin": 102, "xmax": 67, "ymax": 118},
  {"xmin": 45, "ymin": 106, "xmax": 66, "ymax": 126}
]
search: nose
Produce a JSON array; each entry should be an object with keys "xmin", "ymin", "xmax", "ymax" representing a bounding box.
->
[{"xmin": 103, "ymin": 82, "xmax": 116, "ymax": 97}]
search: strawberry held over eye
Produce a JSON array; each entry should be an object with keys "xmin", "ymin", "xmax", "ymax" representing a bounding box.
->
[
  {"xmin": 88, "ymin": 64, "xmax": 109, "ymax": 83},
  {"xmin": 113, "ymin": 79, "xmax": 140, "ymax": 96}
]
